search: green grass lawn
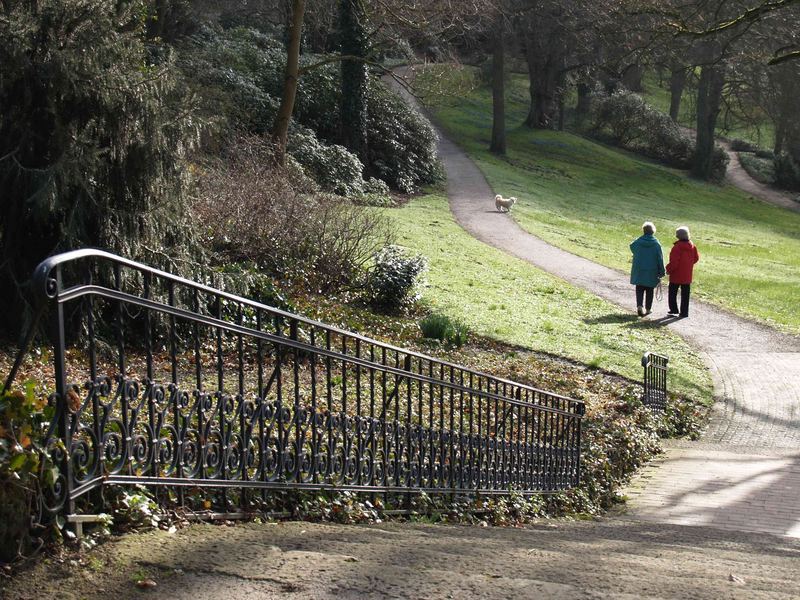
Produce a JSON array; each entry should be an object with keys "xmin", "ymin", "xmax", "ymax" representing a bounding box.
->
[
  {"xmin": 382, "ymin": 193, "xmax": 712, "ymax": 403},
  {"xmin": 418, "ymin": 66, "xmax": 800, "ymax": 335}
]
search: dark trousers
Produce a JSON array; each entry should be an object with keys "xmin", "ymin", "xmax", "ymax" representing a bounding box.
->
[
  {"xmin": 668, "ymin": 283, "xmax": 691, "ymax": 317},
  {"xmin": 635, "ymin": 285, "xmax": 654, "ymax": 310}
]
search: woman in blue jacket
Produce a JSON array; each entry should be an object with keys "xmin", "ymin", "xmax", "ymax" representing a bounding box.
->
[{"xmin": 630, "ymin": 221, "xmax": 665, "ymax": 316}]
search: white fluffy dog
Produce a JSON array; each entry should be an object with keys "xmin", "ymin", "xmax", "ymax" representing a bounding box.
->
[{"xmin": 495, "ymin": 194, "xmax": 517, "ymax": 212}]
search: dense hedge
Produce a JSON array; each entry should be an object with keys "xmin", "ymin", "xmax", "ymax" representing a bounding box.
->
[{"xmin": 588, "ymin": 90, "xmax": 728, "ymax": 180}]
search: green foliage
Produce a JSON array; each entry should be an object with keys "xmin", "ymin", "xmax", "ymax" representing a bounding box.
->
[
  {"xmin": 419, "ymin": 313, "xmax": 469, "ymax": 347},
  {"xmin": 367, "ymin": 82, "xmax": 444, "ymax": 193},
  {"xmin": 738, "ymin": 152, "xmax": 777, "ymax": 185},
  {"xmin": 0, "ymin": 383, "xmax": 56, "ymax": 561},
  {"xmin": 589, "ymin": 89, "xmax": 728, "ymax": 179},
  {"xmin": 288, "ymin": 128, "xmax": 366, "ymax": 197},
  {"xmin": 367, "ymin": 245, "xmax": 427, "ymax": 312},
  {"xmin": 0, "ymin": 0, "xmax": 200, "ymax": 333},
  {"xmin": 590, "ymin": 91, "xmax": 693, "ymax": 166}
]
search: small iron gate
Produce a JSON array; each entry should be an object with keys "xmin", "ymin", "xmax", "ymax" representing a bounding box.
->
[
  {"xmin": 7, "ymin": 250, "xmax": 585, "ymax": 523},
  {"xmin": 641, "ymin": 352, "xmax": 668, "ymax": 412}
]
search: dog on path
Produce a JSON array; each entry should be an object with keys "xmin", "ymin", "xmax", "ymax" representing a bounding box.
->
[{"xmin": 495, "ymin": 194, "xmax": 517, "ymax": 212}]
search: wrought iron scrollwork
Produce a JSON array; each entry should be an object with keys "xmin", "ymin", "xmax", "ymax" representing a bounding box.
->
[{"xmin": 13, "ymin": 250, "xmax": 584, "ymax": 519}]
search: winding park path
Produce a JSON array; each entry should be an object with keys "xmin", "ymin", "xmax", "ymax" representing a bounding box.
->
[
  {"xmin": 431, "ymin": 106, "xmax": 800, "ymax": 540},
  {"xmin": 720, "ymin": 140, "xmax": 799, "ymax": 214}
]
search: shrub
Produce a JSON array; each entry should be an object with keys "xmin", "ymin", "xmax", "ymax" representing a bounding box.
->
[
  {"xmin": 367, "ymin": 245, "xmax": 427, "ymax": 312},
  {"xmin": 421, "ymin": 313, "xmax": 469, "ymax": 346},
  {"xmin": 588, "ymin": 90, "xmax": 728, "ymax": 177},
  {"xmin": 289, "ymin": 127, "xmax": 365, "ymax": 196},
  {"xmin": 729, "ymin": 138, "xmax": 757, "ymax": 152},
  {"xmin": 367, "ymin": 82, "xmax": 444, "ymax": 193},
  {"xmin": 194, "ymin": 136, "xmax": 392, "ymax": 292},
  {"xmin": 755, "ymin": 148, "xmax": 776, "ymax": 160},
  {"xmin": 775, "ymin": 152, "xmax": 800, "ymax": 191},
  {"xmin": 0, "ymin": 383, "xmax": 55, "ymax": 561},
  {"xmin": 738, "ymin": 152, "xmax": 776, "ymax": 185}
]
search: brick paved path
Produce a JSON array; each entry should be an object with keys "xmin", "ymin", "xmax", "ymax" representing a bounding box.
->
[{"xmin": 419, "ymin": 97, "xmax": 800, "ymax": 538}]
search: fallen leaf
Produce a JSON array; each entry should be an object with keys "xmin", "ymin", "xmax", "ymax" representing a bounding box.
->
[
  {"xmin": 729, "ymin": 574, "xmax": 745, "ymax": 585},
  {"xmin": 135, "ymin": 579, "xmax": 157, "ymax": 589}
]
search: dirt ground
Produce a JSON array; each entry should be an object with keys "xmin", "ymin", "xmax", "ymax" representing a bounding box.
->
[{"xmin": 3, "ymin": 518, "xmax": 799, "ymax": 599}]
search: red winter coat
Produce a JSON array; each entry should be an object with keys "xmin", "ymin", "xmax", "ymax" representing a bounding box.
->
[{"xmin": 666, "ymin": 240, "xmax": 699, "ymax": 284}]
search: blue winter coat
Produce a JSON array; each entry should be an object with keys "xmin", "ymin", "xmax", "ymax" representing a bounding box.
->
[{"xmin": 630, "ymin": 234, "xmax": 665, "ymax": 288}]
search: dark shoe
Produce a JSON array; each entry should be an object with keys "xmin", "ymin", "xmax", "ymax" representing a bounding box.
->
[
  {"xmin": 644, "ymin": 308, "xmax": 652, "ymax": 315},
  {"xmin": 679, "ymin": 313, "xmax": 688, "ymax": 318},
  {"xmin": 637, "ymin": 306, "xmax": 644, "ymax": 316},
  {"xmin": 667, "ymin": 310, "xmax": 679, "ymax": 316}
]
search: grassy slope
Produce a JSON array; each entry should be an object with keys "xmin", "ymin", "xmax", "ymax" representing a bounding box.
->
[
  {"xmin": 381, "ymin": 194, "xmax": 712, "ymax": 402},
  {"xmin": 422, "ymin": 67, "xmax": 800, "ymax": 334}
]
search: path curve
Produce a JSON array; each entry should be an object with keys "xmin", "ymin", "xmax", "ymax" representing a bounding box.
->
[
  {"xmin": 388, "ymin": 70, "xmax": 800, "ymax": 538},
  {"xmin": 720, "ymin": 141, "xmax": 800, "ymax": 214}
]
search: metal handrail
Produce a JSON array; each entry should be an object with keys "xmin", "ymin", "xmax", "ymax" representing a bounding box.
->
[{"xmin": 12, "ymin": 249, "xmax": 585, "ymax": 522}]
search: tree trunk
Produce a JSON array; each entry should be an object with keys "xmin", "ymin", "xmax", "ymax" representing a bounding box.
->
[
  {"xmin": 489, "ymin": 16, "xmax": 506, "ymax": 155},
  {"xmin": 575, "ymin": 82, "xmax": 591, "ymax": 117},
  {"xmin": 339, "ymin": 0, "xmax": 369, "ymax": 165},
  {"xmin": 668, "ymin": 67, "xmax": 688, "ymax": 122},
  {"xmin": 524, "ymin": 53, "xmax": 559, "ymax": 129},
  {"xmin": 774, "ymin": 119, "xmax": 785, "ymax": 155},
  {"xmin": 622, "ymin": 63, "xmax": 644, "ymax": 92},
  {"xmin": 272, "ymin": 0, "xmax": 306, "ymax": 165},
  {"xmin": 693, "ymin": 59, "xmax": 725, "ymax": 180}
]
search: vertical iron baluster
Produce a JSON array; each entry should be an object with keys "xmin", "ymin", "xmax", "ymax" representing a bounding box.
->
[
  {"xmin": 393, "ymin": 351, "xmax": 400, "ymax": 489},
  {"xmin": 143, "ymin": 273, "xmax": 156, "ymax": 477},
  {"xmin": 355, "ymin": 339, "xmax": 362, "ymax": 486},
  {"xmin": 52, "ymin": 265, "xmax": 75, "ymax": 520},
  {"xmin": 427, "ymin": 360, "xmax": 434, "ymax": 487},
  {"xmin": 113, "ymin": 264, "xmax": 125, "ymax": 379},
  {"xmin": 256, "ymin": 309, "xmax": 266, "ymax": 497},
  {"xmin": 468, "ymin": 373, "xmax": 474, "ymax": 490},
  {"xmin": 325, "ymin": 330, "xmax": 333, "ymax": 481},
  {"xmin": 310, "ymin": 328, "xmax": 318, "ymax": 484},
  {"xmin": 143, "ymin": 272, "xmax": 153, "ymax": 382},
  {"xmin": 292, "ymin": 319, "xmax": 301, "ymax": 483},
  {"xmin": 380, "ymin": 346, "xmax": 387, "ymax": 487},
  {"xmin": 237, "ymin": 306, "xmax": 246, "ymax": 500},
  {"xmin": 438, "ymin": 363, "xmax": 444, "ymax": 489},
  {"xmin": 275, "ymin": 316, "xmax": 285, "ymax": 481},
  {"xmin": 521, "ymin": 400, "xmax": 532, "ymax": 490},
  {"xmin": 417, "ymin": 358, "xmax": 423, "ymax": 488},
  {"xmin": 458, "ymin": 370, "xmax": 465, "ymax": 490},
  {"xmin": 368, "ymin": 345, "xmax": 376, "ymax": 489},
  {"xmin": 341, "ymin": 336, "xmax": 348, "ymax": 483},
  {"xmin": 477, "ymin": 377, "xmax": 483, "ymax": 490},
  {"xmin": 448, "ymin": 366, "xmax": 454, "ymax": 490},
  {"xmin": 193, "ymin": 289, "xmax": 202, "ymax": 392},
  {"xmin": 405, "ymin": 355, "xmax": 412, "ymax": 489}
]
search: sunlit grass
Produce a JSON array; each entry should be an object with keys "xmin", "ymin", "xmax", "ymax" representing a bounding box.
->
[
  {"xmin": 381, "ymin": 194, "xmax": 712, "ymax": 403},
  {"xmin": 417, "ymin": 65, "xmax": 800, "ymax": 334}
]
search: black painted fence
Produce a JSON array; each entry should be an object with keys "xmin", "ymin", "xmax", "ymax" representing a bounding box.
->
[
  {"xmin": 8, "ymin": 250, "xmax": 585, "ymax": 522},
  {"xmin": 642, "ymin": 352, "xmax": 668, "ymax": 412}
]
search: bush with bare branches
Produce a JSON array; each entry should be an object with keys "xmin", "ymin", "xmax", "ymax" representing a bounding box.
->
[{"xmin": 194, "ymin": 136, "xmax": 392, "ymax": 292}]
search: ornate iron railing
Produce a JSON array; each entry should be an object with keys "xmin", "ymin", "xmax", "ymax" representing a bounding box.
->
[
  {"xmin": 642, "ymin": 352, "xmax": 668, "ymax": 412},
  {"xmin": 8, "ymin": 249, "xmax": 585, "ymax": 521}
]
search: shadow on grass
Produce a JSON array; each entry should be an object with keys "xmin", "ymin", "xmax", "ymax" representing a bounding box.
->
[{"xmin": 583, "ymin": 313, "xmax": 682, "ymax": 329}]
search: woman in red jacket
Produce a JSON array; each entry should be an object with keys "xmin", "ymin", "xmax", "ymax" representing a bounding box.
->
[{"xmin": 666, "ymin": 226, "xmax": 700, "ymax": 317}]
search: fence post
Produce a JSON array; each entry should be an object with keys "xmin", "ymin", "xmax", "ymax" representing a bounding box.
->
[{"xmin": 641, "ymin": 352, "xmax": 668, "ymax": 412}]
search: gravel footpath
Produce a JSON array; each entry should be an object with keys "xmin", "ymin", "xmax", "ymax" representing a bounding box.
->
[
  {"xmin": 388, "ymin": 70, "xmax": 800, "ymax": 539},
  {"xmin": 4, "ymin": 520, "xmax": 800, "ymax": 600}
]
